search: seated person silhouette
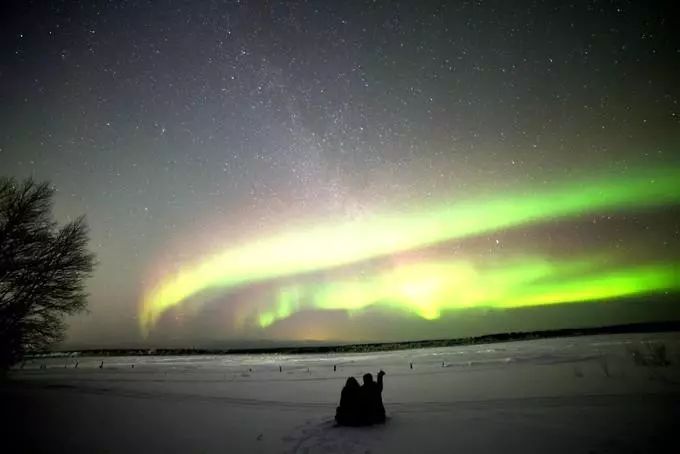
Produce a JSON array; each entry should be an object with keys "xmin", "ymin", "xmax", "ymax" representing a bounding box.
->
[
  {"xmin": 335, "ymin": 370, "xmax": 386, "ymax": 426},
  {"xmin": 361, "ymin": 370, "xmax": 386, "ymax": 424},
  {"xmin": 335, "ymin": 377, "xmax": 361, "ymax": 426}
]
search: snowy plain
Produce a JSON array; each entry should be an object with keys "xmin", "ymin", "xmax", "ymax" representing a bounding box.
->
[{"xmin": 4, "ymin": 332, "xmax": 680, "ymax": 453}]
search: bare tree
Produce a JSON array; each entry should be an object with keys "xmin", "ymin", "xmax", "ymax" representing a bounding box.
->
[{"xmin": 0, "ymin": 177, "xmax": 95, "ymax": 369}]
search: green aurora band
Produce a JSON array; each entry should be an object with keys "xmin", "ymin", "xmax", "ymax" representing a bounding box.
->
[
  {"xmin": 257, "ymin": 259, "xmax": 680, "ymax": 328},
  {"xmin": 140, "ymin": 166, "xmax": 680, "ymax": 334}
]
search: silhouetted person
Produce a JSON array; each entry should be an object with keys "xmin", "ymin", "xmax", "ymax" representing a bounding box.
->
[
  {"xmin": 279, "ymin": 365, "xmax": 282, "ymax": 373},
  {"xmin": 409, "ymin": 362, "xmax": 413, "ymax": 369},
  {"xmin": 333, "ymin": 365, "xmax": 337, "ymax": 372},
  {"xmin": 99, "ymin": 360, "xmax": 103, "ymax": 369},
  {"xmin": 360, "ymin": 370, "xmax": 386, "ymax": 424},
  {"xmin": 335, "ymin": 377, "xmax": 361, "ymax": 426}
]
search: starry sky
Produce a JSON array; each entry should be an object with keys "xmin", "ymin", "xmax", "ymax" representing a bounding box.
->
[{"xmin": 1, "ymin": 1, "xmax": 679, "ymax": 348}]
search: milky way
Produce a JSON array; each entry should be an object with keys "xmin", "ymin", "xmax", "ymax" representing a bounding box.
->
[{"xmin": 1, "ymin": 1, "xmax": 678, "ymax": 346}]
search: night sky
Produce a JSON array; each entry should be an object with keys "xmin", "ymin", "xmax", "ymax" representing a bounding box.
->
[{"xmin": 1, "ymin": 1, "xmax": 679, "ymax": 348}]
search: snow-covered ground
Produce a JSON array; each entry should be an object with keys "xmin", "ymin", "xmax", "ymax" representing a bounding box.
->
[{"xmin": 5, "ymin": 332, "xmax": 680, "ymax": 453}]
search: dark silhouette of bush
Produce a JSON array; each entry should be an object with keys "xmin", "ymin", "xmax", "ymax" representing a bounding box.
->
[
  {"xmin": 628, "ymin": 341, "xmax": 671, "ymax": 367},
  {"xmin": 0, "ymin": 177, "xmax": 95, "ymax": 370}
]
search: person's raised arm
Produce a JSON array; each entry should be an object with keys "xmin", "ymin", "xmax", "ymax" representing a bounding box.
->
[{"xmin": 377, "ymin": 370, "xmax": 385, "ymax": 392}]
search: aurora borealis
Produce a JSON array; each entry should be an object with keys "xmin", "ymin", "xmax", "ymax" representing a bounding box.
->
[
  {"xmin": 2, "ymin": 1, "xmax": 679, "ymax": 347},
  {"xmin": 258, "ymin": 261, "xmax": 679, "ymax": 327},
  {"xmin": 140, "ymin": 166, "xmax": 680, "ymax": 334}
]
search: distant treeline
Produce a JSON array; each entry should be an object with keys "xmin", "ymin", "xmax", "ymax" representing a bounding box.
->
[{"xmin": 44, "ymin": 320, "xmax": 680, "ymax": 357}]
